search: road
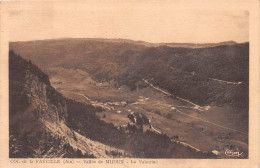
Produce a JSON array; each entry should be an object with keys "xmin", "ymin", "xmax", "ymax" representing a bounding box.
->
[
  {"xmin": 157, "ymin": 59, "xmax": 242, "ymax": 85},
  {"xmin": 62, "ymin": 90, "xmax": 91, "ymax": 101},
  {"xmin": 173, "ymin": 108, "xmax": 248, "ymax": 135},
  {"xmin": 157, "ymin": 102, "xmax": 247, "ymax": 135},
  {"xmin": 60, "ymin": 90, "xmax": 113, "ymax": 110},
  {"xmin": 143, "ymin": 79, "xmax": 202, "ymax": 109},
  {"xmin": 61, "ymin": 88, "xmax": 204, "ymax": 152},
  {"xmin": 209, "ymin": 78, "xmax": 242, "ymax": 85},
  {"xmin": 150, "ymin": 124, "xmax": 201, "ymax": 152},
  {"xmin": 59, "ymin": 84, "xmax": 247, "ymax": 156},
  {"xmin": 144, "ymin": 79, "xmax": 248, "ymax": 135}
]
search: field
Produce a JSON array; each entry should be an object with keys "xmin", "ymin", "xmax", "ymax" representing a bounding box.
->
[{"xmin": 49, "ymin": 67, "xmax": 248, "ymax": 158}]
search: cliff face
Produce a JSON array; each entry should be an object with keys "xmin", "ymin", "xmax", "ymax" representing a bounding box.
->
[
  {"xmin": 24, "ymin": 66, "xmax": 67, "ymax": 125},
  {"xmin": 9, "ymin": 50, "xmax": 126, "ymax": 158}
]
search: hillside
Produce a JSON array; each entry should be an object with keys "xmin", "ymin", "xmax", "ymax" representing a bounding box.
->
[
  {"xmin": 117, "ymin": 44, "xmax": 249, "ymax": 107},
  {"xmin": 9, "ymin": 50, "xmax": 216, "ymax": 158},
  {"xmin": 9, "ymin": 50, "xmax": 127, "ymax": 158},
  {"xmin": 10, "ymin": 39, "xmax": 249, "ymax": 108}
]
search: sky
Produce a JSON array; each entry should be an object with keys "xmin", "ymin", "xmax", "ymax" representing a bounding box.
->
[{"xmin": 7, "ymin": 0, "xmax": 249, "ymax": 43}]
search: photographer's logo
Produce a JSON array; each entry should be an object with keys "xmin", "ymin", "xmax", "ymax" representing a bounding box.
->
[{"xmin": 225, "ymin": 149, "xmax": 243, "ymax": 157}]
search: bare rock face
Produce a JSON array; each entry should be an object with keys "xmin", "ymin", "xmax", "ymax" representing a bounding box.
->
[{"xmin": 9, "ymin": 51, "xmax": 126, "ymax": 158}]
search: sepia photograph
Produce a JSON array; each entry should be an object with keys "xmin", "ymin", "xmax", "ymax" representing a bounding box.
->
[
  {"xmin": 7, "ymin": 1, "xmax": 250, "ymax": 159},
  {"xmin": 1, "ymin": 1, "xmax": 259, "ymax": 166}
]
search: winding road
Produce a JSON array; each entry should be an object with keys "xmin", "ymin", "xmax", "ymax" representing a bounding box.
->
[
  {"xmin": 143, "ymin": 80, "xmax": 248, "ymax": 135},
  {"xmin": 143, "ymin": 79, "xmax": 202, "ymax": 109},
  {"xmin": 157, "ymin": 59, "xmax": 242, "ymax": 85},
  {"xmin": 150, "ymin": 124, "xmax": 201, "ymax": 152}
]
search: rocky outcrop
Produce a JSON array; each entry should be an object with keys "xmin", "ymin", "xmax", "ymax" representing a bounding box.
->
[{"xmin": 9, "ymin": 50, "xmax": 126, "ymax": 158}]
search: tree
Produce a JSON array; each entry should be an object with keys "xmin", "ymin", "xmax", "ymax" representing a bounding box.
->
[
  {"xmin": 127, "ymin": 114, "xmax": 135, "ymax": 123},
  {"xmin": 141, "ymin": 114, "xmax": 150, "ymax": 125}
]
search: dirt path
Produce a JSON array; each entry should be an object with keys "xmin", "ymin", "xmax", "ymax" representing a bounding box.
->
[
  {"xmin": 60, "ymin": 90, "xmax": 112, "ymax": 110},
  {"xmin": 62, "ymin": 90, "xmax": 91, "ymax": 101}
]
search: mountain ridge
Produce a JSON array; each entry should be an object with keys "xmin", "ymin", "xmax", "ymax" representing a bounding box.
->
[{"xmin": 10, "ymin": 37, "xmax": 245, "ymax": 48}]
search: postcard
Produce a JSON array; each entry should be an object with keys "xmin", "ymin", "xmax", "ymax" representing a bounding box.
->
[{"xmin": 0, "ymin": 0, "xmax": 259, "ymax": 167}]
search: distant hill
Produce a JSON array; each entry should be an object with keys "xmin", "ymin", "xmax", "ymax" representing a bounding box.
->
[
  {"xmin": 159, "ymin": 40, "xmax": 238, "ymax": 48},
  {"xmin": 11, "ymin": 38, "xmax": 238, "ymax": 48},
  {"xmin": 10, "ymin": 38, "xmax": 249, "ymax": 108}
]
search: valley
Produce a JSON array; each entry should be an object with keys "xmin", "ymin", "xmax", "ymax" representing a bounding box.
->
[
  {"xmin": 9, "ymin": 38, "xmax": 249, "ymax": 158},
  {"xmin": 49, "ymin": 67, "xmax": 248, "ymax": 158}
]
